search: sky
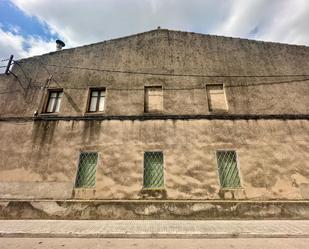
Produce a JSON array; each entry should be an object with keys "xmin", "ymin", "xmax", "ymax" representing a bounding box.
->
[{"xmin": 0, "ymin": 0, "xmax": 309, "ymax": 69}]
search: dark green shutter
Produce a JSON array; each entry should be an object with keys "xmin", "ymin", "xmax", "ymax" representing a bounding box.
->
[
  {"xmin": 75, "ymin": 152, "xmax": 98, "ymax": 188},
  {"xmin": 144, "ymin": 152, "xmax": 164, "ymax": 188},
  {"xmin": 216, "ymin": 151, "xmax": 241, "ymax": 188}
]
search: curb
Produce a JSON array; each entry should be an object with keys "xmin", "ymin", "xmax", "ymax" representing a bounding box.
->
[{"xmin": 1, "ymin": 232, "xmax": 309, "ymax": 239}]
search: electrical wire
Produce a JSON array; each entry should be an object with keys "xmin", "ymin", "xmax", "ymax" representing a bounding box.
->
[
  {"xmin": 41, "ymin": 63, "xmax": 309, "ymax": 78},
  {"xmin": 1, "ymin": 56, "xmax": 309, "ymax": 96},
  {"xmin": 0, "ymin": 76, "xmax": 308, "ymax": 95}
]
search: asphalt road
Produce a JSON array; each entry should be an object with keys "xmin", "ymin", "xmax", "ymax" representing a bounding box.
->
[{"xmin": 0, "ymin": 238, "xmax": 309, "ymax": 249}]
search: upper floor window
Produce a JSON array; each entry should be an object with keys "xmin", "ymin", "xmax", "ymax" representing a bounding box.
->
[
  {"xmin": 144, "ymin": 86, "xmax": 163, "ymax": 113},
  {"xmin": 206, "ymin": 84, "xmax": 227, "ymax": 112},
  {"xmin": 45, "ymin": 90, "xmax": 63, "ymax": 113},
  {"xmin": 88, "ymin": 88, "xmax": 105, "ymax": 112}
]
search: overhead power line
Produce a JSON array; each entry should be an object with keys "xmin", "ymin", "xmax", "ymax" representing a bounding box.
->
[
  {"xmin": 1, "ymin": 57, "xmax": 308, "ymax": 96},
  {"xmin": 2, "ymin": 55, "xmax": 309, "ymax": 78},
  {"xmin": 41, "ymin": 63, "xmax": 309, "ymax": 78},
  {"xmin": 1, "ymin": 77, "xmax": 308, "ymax": 96}
]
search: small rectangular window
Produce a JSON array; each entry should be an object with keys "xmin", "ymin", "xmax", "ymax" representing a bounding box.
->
[
  {"xmin": 75, "ymin": 152, "xmax": 98, "ymax": 188},
  {"xmin": 88, "ymin": 89, "xmax": 105, "ymax": 112},
  {"xmin": 206, "ymin": 84, "xmax": 227, "ymax": 112},
  {"xmin": 144, "ymin": 151, "xmax": 164, "ymax": 189},
  {"xmin": 45, "ymin": 90, "xmax": 63, "ymax": 113},
  {"xmin": 144, "ymin": 86, "xmax": 163, "ymax": 113},
  {"xmin": 216, "ymin": 150, "xmax": 241, "ymax": 188}
]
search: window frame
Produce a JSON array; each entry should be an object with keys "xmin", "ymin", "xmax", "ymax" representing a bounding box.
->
[
  {"xmin": 142, "ymin": 151, "xmax": 165, "ymax": 190},
  {"xmin": 206, "ymin": 84, "xmax": 228, "ymax": 112},
  {"xmin": 215, "ymin": 150, "xmax": 242, "ymax": 189},
  {"xmin": 144, "ymin": 85, "xmax": 163, "ymax": 113},
  {"xmin": 44, "ymin": 89, "xmax": 63, "ymax": 114},
  {"xmin": 86, "ymin": 88, "xmax": 106, "ymax": 113},
  {"xmin": 74, "ymin": 151, "xmax": 99, "ymax": 189}
]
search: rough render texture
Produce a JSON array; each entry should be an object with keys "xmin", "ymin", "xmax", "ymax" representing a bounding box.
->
[
  {"xmin": 0, "ymin": 29, "xmax": 308, "ymax": 116},
  {"xmin": 1, "ymin": 200, "xmax": 309, "ymax": 220},
  {"xmin": 0, "ymin": 119, "xmax": 308, "ymax": 200},
  {"xmin": 0, "ymin": 30, "xmax": 309, "ymax": 219}
]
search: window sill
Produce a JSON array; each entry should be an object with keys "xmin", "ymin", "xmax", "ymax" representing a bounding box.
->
[
  {"xmin": 209, "ymin": 110, "xmax": 229, "ymax": 114},
  {"xmin": 139, "ymin": 188, "xmax": 167, "ymax": 199},
  {"xmin": 74, "ymin": 187, "xmax": 96, "ymax": 189},
  {"xmin": 84, "ymin": 112, "xmax": 105, "ymax": 116},
  {"xmin": 73, "ymin": 187, "xmax": 96, "ymax": 199},
  {"xmin": 143, "ymin": 111, "xmax": 164, "ymax": 115},
  {"xmin": 142, "ymin": 187, "xmax": 165, "ymax": 191},
  {"xmin": 220, "ymin": 187, "xmax": 243, "ymax": 190},
  {"xmin": 39, "ymin": 113, "xmax": 60, "ymax": 117},
  {"xmin": 219, "ymin": 188, "xmax": 246, "ymax": 200}
]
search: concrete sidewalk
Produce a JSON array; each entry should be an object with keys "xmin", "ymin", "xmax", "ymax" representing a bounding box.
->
[{"xmin": 1, "ymin": 220, "xmax": 309, "ymax": 238}]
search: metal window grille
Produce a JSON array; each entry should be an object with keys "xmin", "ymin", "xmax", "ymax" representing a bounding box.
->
[
  {"xmin": 143, "ymin": 151, "xmax": 164, "ymax": 188},
  {"xmin": 46, "ymin": 90, "xmax": 63, "ymax": 113},
  {"xmin": 75, "ymin": 152, "xmax": 98, "ymax": 188},
  {"xmin": 216, "ymin": 151, "xmax": 241, "ymax": 188},
  {"xmin": 88, "ymin": 89, "xmax": 105, "ymax": 112}
]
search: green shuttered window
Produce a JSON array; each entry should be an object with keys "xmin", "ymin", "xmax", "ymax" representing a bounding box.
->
[
  {"xmin": 75, "ymin": 152, "xmax": 98, "ymax": 188},
  {"xmin": 144, "ymin": 151, "xmax": 164, "ymax": 189},
  {"xmin": 216, "ymin": 150, "xmax": 241, "ymax": 188}
]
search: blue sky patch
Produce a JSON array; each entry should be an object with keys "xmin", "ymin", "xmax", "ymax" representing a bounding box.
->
[{"xmin": 0, "ymin": 1, "xmax": 58, "ymax": 47}]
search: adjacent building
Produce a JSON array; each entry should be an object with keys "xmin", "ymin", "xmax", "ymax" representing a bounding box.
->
[{"xmin": 0, "ymin": 29, "xmax": 308, "ymax": 219}]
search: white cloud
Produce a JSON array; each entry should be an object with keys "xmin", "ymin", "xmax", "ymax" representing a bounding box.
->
[
  {"xmin": 9, "ymin": 0, "xmax": 235, "ymax": 46},
  {"xmin": 11, "ymin": 0, "xmax": 309, "ymax": 47},
  {"xmin": 0, "ymin": 28, "xmax": 26, "ymax": 73},
  {"xmin": 213, "ymin": 0, "xmax": 309, "ymax": 45},
  {"xmin": 0, "ymin": 27, "xmax": 55, "ymax": 73},
  {"xmin": 25, "ymin": 36, "xmax": 55, "ymax": 57},
  {"xmin": 0, "ymin": 28, "xmax": 26, "ymax": 59}
]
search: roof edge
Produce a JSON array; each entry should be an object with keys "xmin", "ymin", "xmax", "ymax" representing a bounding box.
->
[{"xmin": 17, "ymin": 28, "xmax": 309, "ymax": 62}]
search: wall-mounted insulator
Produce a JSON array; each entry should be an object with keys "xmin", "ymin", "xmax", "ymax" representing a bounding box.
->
[{"xmin": 5, "ymin": 55, "xmax": 14, "ymax": 75}]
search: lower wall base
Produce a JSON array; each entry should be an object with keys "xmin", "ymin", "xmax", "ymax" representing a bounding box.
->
[{"xmin": 1, "ymin": 200, "xmax": 309, "ymax": 220}]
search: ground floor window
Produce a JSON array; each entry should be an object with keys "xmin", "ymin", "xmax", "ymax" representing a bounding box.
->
[
  {"xmin": 216, "ymin": 150, "xmax": 241, "ymax": 188},
  {"xmin": 143, "ymin": 151, "xmax": 164, "ymax": 189},
  {"xmin": 75, "ymin": 152, "xmax": 98, "ymax": 188}
]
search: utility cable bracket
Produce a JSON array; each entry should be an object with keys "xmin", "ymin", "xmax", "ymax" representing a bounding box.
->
[{"xmin": 4, "ymin": 55, "xmax": 14, "ymax": 75}]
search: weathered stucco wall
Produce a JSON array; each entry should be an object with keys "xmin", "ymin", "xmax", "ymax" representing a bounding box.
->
[
  {"xmin": 0, "ymin": 119, "xmax": 308, "ymax": 200},
  {"xmin": 0, "ymin": 29, "xmax": 308, "ymax": 117},
  {"xmin": 2, "ymin": 200, "xmax": 309, "ymax": 220},
  {"xmin": 0, "ymin": 29, "xmax": 308, "ymax": 211}
]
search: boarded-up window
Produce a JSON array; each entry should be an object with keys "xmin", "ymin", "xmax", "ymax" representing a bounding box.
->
[
  {"xmin": 206, "ymin": 84, "xmax": 227, "ymax": 112},
  {"xmin": 216, "ymin": 151, "xmax": 241, "ymax": 188},
  {"xmin": 88, "ymin": 89, "xmax": 105, "ymax": 112},
  {"xmin": 75, "ymin": 152, "xmax": 98, "ymax": 188},
  {"xmin": 144, "ymin": 151, "xmax": 164, "ymax": 188},
  {"xmin": 45, "ymin": 90, "xmax": 63, "ymax": 113},
  {"xmin": 144, "ymin": 86, "xmax": 163, "ymax": 112}
]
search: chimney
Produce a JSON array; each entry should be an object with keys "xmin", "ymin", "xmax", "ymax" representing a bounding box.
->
[{"xmin": 56, "ymin": 40, "xmax": 65, "ymax": 51}]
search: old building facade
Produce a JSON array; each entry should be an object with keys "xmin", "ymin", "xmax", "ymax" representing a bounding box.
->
[{"xmin": 0, "ymin": 29, "xmax": 309, "ymax": 219}]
